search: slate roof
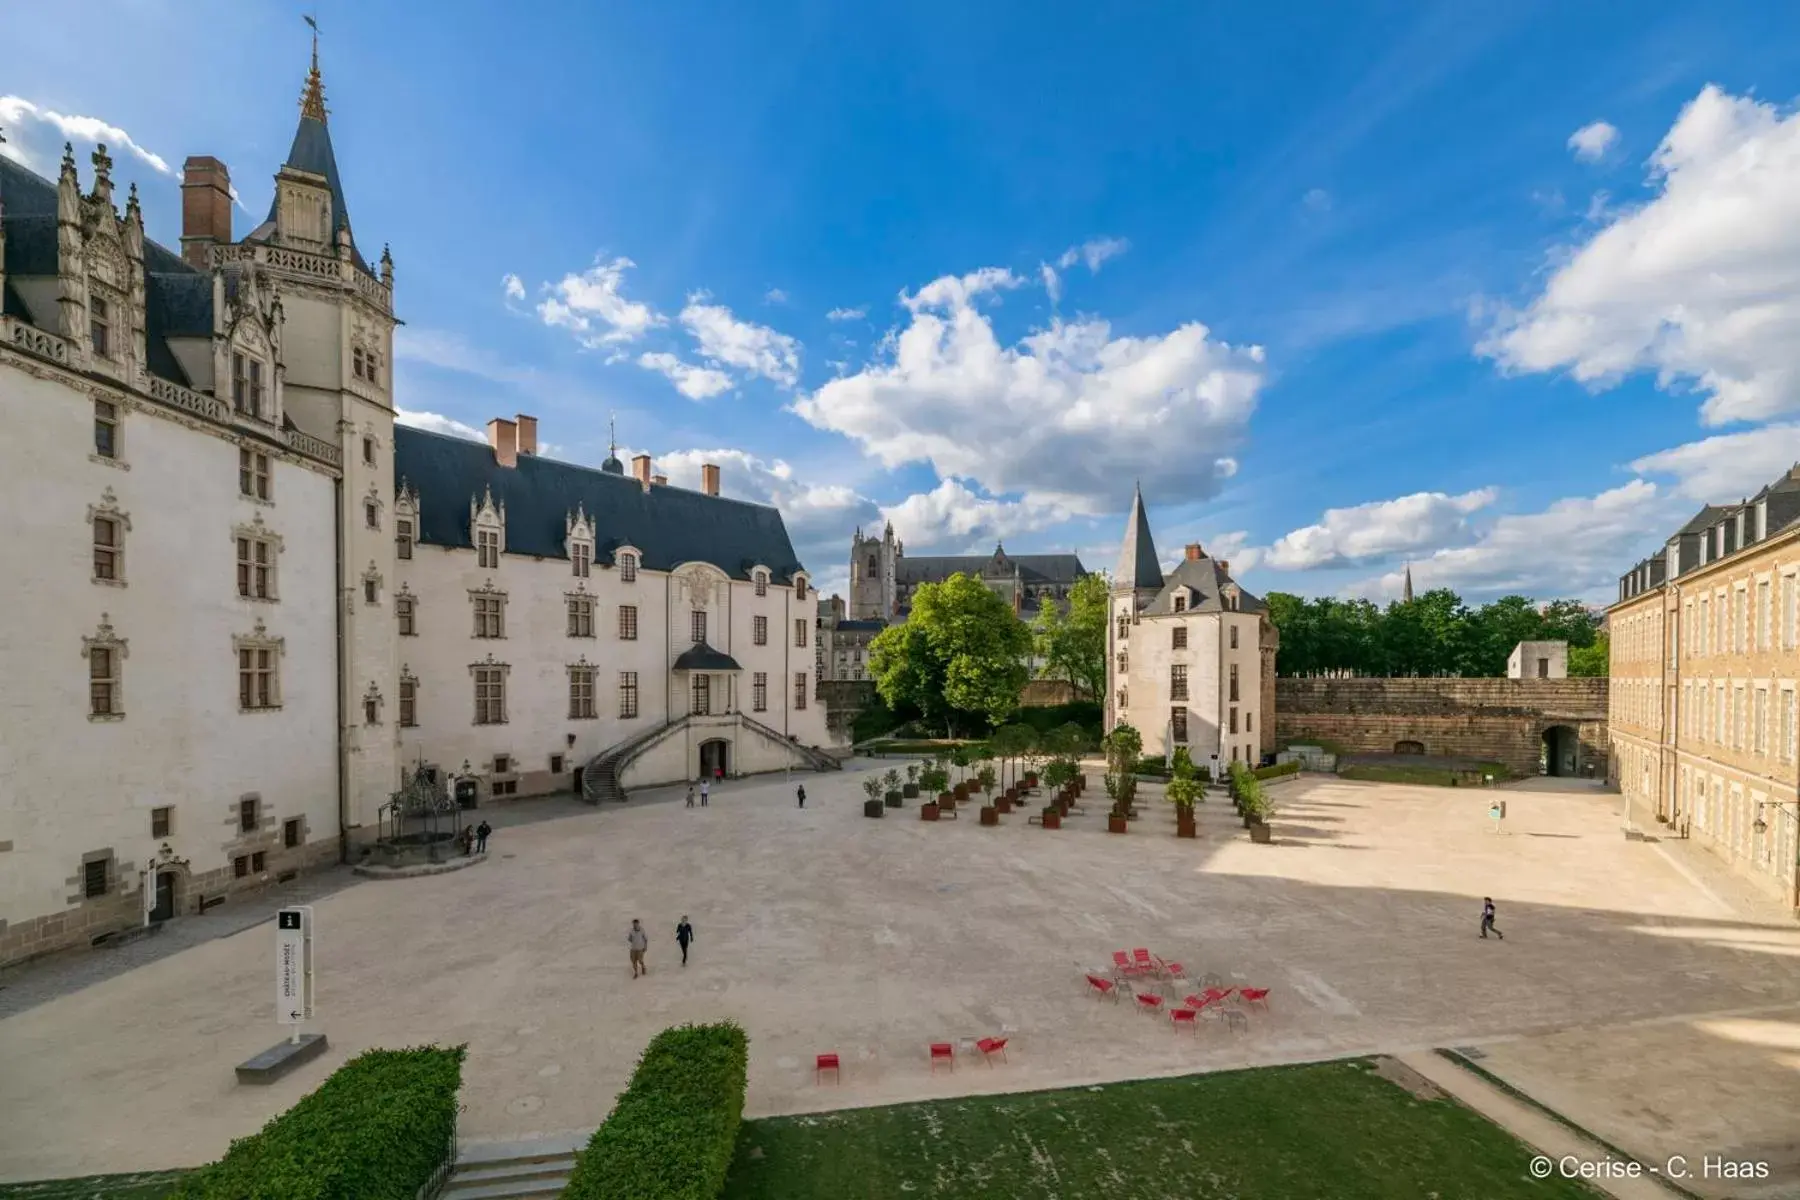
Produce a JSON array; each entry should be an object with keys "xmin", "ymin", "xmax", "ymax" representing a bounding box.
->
[
  {"xmin": 1676, "ymin": 505, "xmax": 1727, "ymax": 536},
  {"xmin": 834, "ymin": 619, "xmax": 887, "ymax": 633},
  {"xmin": 393, "ymin": 425, "xmax": 809, "ymax": 583},
  {"xmin": 1141, "ymin": 555, "xmax": 1265, "ymax": 617},
  {"xmin": 1114, "ymin": 485, "xmax": 1164, "ymax": 591},
  {"xmin": 895, "ymin": 547, "xmax": 1087, "ymax": 585},
  {"xmin": 672, "ymin": 643, "xmax": 743, "ymax": 672}
]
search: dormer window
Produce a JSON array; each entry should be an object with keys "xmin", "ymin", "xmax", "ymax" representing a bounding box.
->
[
  {"xmin": 796, "ymin": 577, "xmax": 808, "ymax": 601},
  {"xmin": 232, "ymin": 354, "xmax": 265, "ymax": 419},
  {"xmin": 619, "ymin": 553, "xmax": 638, "ymax": 583},
  {"xmin": 471, "ymin": 486, "xmax": 506, "ymax": 569},
  {"xmin": 1173, "ymin": 593, "xmax": 1187, "ymax": 613},
  {"xmin": 572, "ymin": 541, "xmax": 591, "ymax": 578},
  {"xmin": 755, "ymin": 570, "xmax": 768, "ymax": 597},
  {"xmin": 90, "ymin": 296, "xmax": 110, "ymax": 358}
]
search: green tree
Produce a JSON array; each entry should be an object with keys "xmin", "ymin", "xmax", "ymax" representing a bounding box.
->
[
  {"xmin": 989, "ymin": 723, "xmax": 1037, "ymax": 792},
  {"xmin": 868, "ymin": 573, "xmax": 1032, "ymax": 735},
  {"xmin": 1032, "ymin": 573, "xmax": 1109, "ymax": 698},
  {"xmin": 1568, "ymin": 633, "xmax": 1609, "ymax": 677}
]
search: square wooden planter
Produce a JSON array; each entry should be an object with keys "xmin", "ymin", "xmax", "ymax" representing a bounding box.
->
[
  {"xmin": 921, "ymin": 803, "xmax": 940, "ymax": 821},
  {"xmin": 979, "ymin": 806, "xmax": 1000, "ymax": 826},
  {"xmin": 1040, "ymin": 809, "xmax": 1062, "ymax": 830},
  {"xmin": 995, "ymin": 797, "xmax": 1014, "ymax": 815}
]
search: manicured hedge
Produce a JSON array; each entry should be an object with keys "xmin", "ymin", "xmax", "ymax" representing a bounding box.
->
[
  {"xmin": 1013, "ymin": 701, "xmax": 1102, "ymax": 738},
  {"xmin": 171, "ymin": 1045, "xmax": 465, "ymax": 1200},
  {"xmin": 563, "ymin": 1022, "xmax": 749, "ymax": 1200},
  {"xmin": 1254, "ymin": 761, "xmax": 1301, "ymax": 781}
]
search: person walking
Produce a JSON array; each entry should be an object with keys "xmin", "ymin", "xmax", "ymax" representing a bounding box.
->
[
  {"xmin": 676, "ymin": 916, "xmax": 694, "ymax": 966},
  {"xmin": 796, "ymin": 784, "xmax": 806, "ymax": 809},
  {"xmin": 685, "ymin": 783, "xmax": 696, "ymax": 809},
  {"xmin": 475, "ymin": 819, "xmax": 492, "ymax": 853},
  {"xmin": 627, "ymin": 918, "xmax": 649, "ymax": 977},
  {"xmin": 700, "ymin": 777, "xmax": 710, "ymax": 807},
  {"xmin": 1480, "ymin": 897, "xmax": 1504, "ymax": 940},
  {"xmin": 459, "ymin": 825, "xmax": 474, "ymax": 856}
]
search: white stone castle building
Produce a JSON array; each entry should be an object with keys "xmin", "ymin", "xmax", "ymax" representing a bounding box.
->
[
  {"xmin": 1105, "ymin": 487, "xmax": 1278, "ymax": 765},
  {"xmin": 0, "ymin": 51, "xmax": 827, "ymax": 967}
]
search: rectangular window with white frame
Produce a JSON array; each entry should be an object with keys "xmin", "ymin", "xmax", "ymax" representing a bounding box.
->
[
  {"xmin": 619, "ymin": 671, "xmax": 639, "ymax": 719},
  {"xmin": 753, "ymin": 615, "xmax": 767, "ymax": 645},
  {"xmin": 619, "ymin": 552, "xmax": 638, "ymax": 583},
  {"xmin": 89, "ymin": 645, "xmax": 120, "ymax": 718},
  {"xmin": 473, "ymin": 665, "xmax": 506, "ymax": 725},
  {"xmin": 92, "ymin": 514, "xmax": 123, "ymax": 583},
  {"xmin": 691, "ymin": 610, "xmax": 707, "ymax": 645},
  {"xmin": 619, "ymin": 604, "xmax": 638, "ymax": 640},
  {"xmin": 753, "ymin": 671, "xmax": 767, "ymax": 712},
  {"xmin": 1758, "ymin": 580, "xmax": 1771, "ymax": 651},
  {"xmin": 93, "ymin": 399, "xmax": 119, "ymax": 460},
  {"xmin": 477, "ymin": 529, "xmax": 499, "ymax": 569},
  {"xmin": 232, "ymin": 353, "xmax": 264, "ymax": 419},
  {"xmin": 90, "ymin": 295, "xmax": 110, "ymax": 357},
  {"xmin": 572, "ymin": 542, "xmax": 591, "ymax": 578},
  {"xmin": 795, "ymin": 618, "xmax": 807, "ymax": 648},
  {"xmin": 399, "ymin": 676, "xmax": 417, "ymax": 727},
  {"xmin": 1753, "ymin": 688, "xmax": 1768, "ymax": 756},
  {"xmin": 691, "ymin": 674, "xmax": 711, "ymax": 716},
  {"xmin": 238, "ymin": 647, "xmax": 279, "ymax": 710},
  {"xmin": 567, "ymin": 595, "xmax": 594, "ymax": 638},
  {"xmin": 569, "ymin": 665, "xmax": 596, "ymax": 719},
  {"xmin": 397, "ymin": 595, "xmax": 416, "ymax": 635},
  {"xmin": 473, "ymin": 593, "xmax": 505, "ymax": 638},
  {"xmin": 396, "ymin": 517, "xmax": 414, "ymax": 560},
  {"xmin": 239, "ymin": 448, "xmax": 271, "ymax": 501},
  {"xmin": 794, "ymin": 672, "xmax": 808, "ymax": 710}
]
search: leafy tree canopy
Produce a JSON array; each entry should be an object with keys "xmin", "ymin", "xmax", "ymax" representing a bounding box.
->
[
  {"xmin": 867, "ymin": 572, "xmax": 1033, "ymax": 735},
  {"xmin": 1032, "ymin": 572, "xmax": 1109, "ymax": 699}
]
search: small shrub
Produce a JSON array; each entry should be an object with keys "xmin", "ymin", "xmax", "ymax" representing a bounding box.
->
[
  {"xmin": 1133, "ymin": 754, "xmax": 1170, "ymax": 777},
  {"xmin": 1254, "ymin": 761, "xmax": 1300, "ymax": 781},
  {"xmin": 172, "ymin": 1045, "xmax": 465, "ymax": 1200},
  {"xmin": 1170, "ymin": 746, "xmax": 1196, "ymax": 780},
  {"xmin": 862, "ymin": 777, "xmax": 883, "ymax": 802},
  {"xmin": 564, "ymin": 1023, "xmax": 749, "ymax": 1200}
]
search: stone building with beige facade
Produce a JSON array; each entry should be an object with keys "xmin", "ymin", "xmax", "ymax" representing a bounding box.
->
[
  {"xmin": 0, "ymin": 49, "xmax": 827, "ymax": 967},
  {"xmin": 1609, "ymin": 465, "xmax": 1800, "ymax": 910},
  {"xmin": 1105, "ymin": 486, "xmax": 1275, "ymax": 766}
]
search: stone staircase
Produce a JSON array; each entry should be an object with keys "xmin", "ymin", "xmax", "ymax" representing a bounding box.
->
[
  {"xmin": 440, "ymin": 1133, "xmax": 586, "ymax": 1200},
  {"xmin": 737, "ymin": 713, "xmax": 842, "ymax": 772},
  {"xmin": 579, "ymin": 718, "xmax": 684, "ymax": 804}
]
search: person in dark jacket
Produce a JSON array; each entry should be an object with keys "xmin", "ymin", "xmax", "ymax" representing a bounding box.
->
[
  {"xmin": 676, "ymin": 916, "xmax": 694, "ymax": 965},
  {"xmin": 796, "ymin": 784, "xmax": 807, "ymax": 808},
  {"xmin": 475, "ymin": 820, "xmax": 492, "ymax": 853},
  {"xmin": 1480, "ymin": 897, "xmax": 1504, "ymax": 940}
]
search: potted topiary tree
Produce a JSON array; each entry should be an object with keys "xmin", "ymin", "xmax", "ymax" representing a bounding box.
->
[
  {"xmin": 1101, "ymin": 722, "xmax": 1142, "ymax": 833},
  {"xmin": 862, "ymin": 776, "xmax": 885, "ymax": 819},
  {"xmin": 1166, "ymin": 774, "xmax": 1201, "ymax": 838},
  {"xmin": 977, "ymin": 763, "xmax": 999, "ymax": 824},
  {"xmin": 883, "ymin": 768, "xmax": 903, "ymax": 807},
  {"xmin": 952, "ymin": 746, "xmax": 973, "ymax": 802},
  {"xmin": 903, "ymin": 762, "xmax": 921, "ymax": 799}
]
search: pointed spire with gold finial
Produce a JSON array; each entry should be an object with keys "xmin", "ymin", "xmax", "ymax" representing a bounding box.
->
[{"xmin": 300, "ymin": 15, "xmax": 327, "ymax": 123}]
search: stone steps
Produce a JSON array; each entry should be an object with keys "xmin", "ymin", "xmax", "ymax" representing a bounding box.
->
[{"xmin": 442, "ymin": 1133, "xmax": 587, "ymax": 1200}]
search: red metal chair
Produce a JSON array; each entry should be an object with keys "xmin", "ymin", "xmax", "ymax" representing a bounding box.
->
[
  {"xmin": 1086, "ymin": 974, "xmax": 1119, "ymax": 1002},
  {"xmin": 1184, "ymin": 994, "xmax": 1227, "ymax": 1020},
  {"xmin": 1170, "ymin": 1007, "xmax": 1199, "ymax": 1033},
  {"xmin": 1238, "ymin": 986, "xmax": 1270, "ymax": 1011},
  {"xmin": 1160, "ymin": 961, "xmax": 1187, "ymax": 982},
  {"xmin": 1198, "ymin": 986, "xmax": 1235, "ymax": 1006},
  {"xmin": 1112, "ymin": 950, "xmax": 1146, "ymax": 979},
  {"xmin": 929, "ymin": 1042, "xmax": 955, "ymax": 1073},
  {"xmin": 1135, "ymin": 992, "xmax": 1165, "ymax": 1015},
  {"xmin": 975, "ymin": 1036, "xmax": 1008, "ymax": 1065},
  {"xmin": 1132, "ymin": 948, "xmax": 1156, "ymax": 975},
  {"xmin": 815, "ymin": 1053, "xmax": 840, "ymax": 1084}
]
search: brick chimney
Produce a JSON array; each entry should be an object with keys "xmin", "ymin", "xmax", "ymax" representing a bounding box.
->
[
  {"xmin": 651, "ymin": 474, "xmax": 668, "ymax": 486},
  {"xmin": 514, "ymin": 414, "xmax": 538, "ymax": 457},
  {"xmin": 486, "ymin": 417, "xmax": 518, "ymax": 468},
  {"xmin": 1216, "ymin": 560, "xmax": 1231, "ymax": 576},
  {"xmin": 179, "ymin": 157, "xmax": 233, "ymax": 270},
  {"xmin": 701, "ymin": 462, "xmax": 720, "ymax": 496},
  {"xmin": 631, "ymin": 454, "xmax": 652, "ymax": 486},
  {"xmin": 1185, "ymin": 543, "xmax": 1204, "ymax": 561}
]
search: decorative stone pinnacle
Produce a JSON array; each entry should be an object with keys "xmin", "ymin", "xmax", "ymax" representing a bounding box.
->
[
  {"xmin": 91, "ymin": 143, "xmax": 113, "ymax": 181},
  {"xmin": 299, "ymin": 20, "xmax": 329, "ymax": 123}
]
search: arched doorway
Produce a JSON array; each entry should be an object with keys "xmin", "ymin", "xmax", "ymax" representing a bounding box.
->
[
  {"xmin": 1541, "ymin": 725, "xmax": 1579, "ymax": 777},
  {"xmin": 699, "ymin": 738, "xmax": 730, "ymax": 781},
  {"xmin": 1393, "ymin": 739, "xmax": 1426, "ymax": 756}
]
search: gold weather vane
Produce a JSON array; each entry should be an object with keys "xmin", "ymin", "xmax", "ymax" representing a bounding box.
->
[{"xmin": 300, "ymin": 13, "xmax": 328, "ymax": 122}]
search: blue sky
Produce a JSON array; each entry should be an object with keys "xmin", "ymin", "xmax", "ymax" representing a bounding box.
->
[{"xmin": 7, "ymin": 0, "xmax": 1800, "ymax": 603}]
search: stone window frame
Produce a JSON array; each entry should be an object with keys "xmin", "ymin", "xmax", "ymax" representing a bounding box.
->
[
  {"xmin": 82, "ymin": 850, "xmax": 113, "ymax": 899},
  {"xmin": 470, "ymin": 581, "xmax": 508, "ymax": 639},
  {"xmin": 90, "ymin": 291, "xmax": 114, "ymax": 360},
  {"xmin": 234, "ymin": 618, "xmax": 285, "ymax": 712},
  {"xmin": 151, "ymin": 806, "xmax": 173, "ymax": 839},
  {"xmin": 471, "ymin": 656, "xmax": 510, "ymax": 726},
  {"xmin": 396, "ymin": 588, "xmax": 418, "ymax": 636},
  {"xmin": 238, "ymin": 794, "xmax": 261, "ymax": 835},
  {"xmin": 1172, "ymin": 592, "xmax": 1188, "ymax": 613},
  {"xmin": 231, "ymin": 350, "xmax": 268, "ymax": 420},
  {"xmin": 363, "ymin": 680, "xmax": 384, "ymax": 727},
  {"xmin": 394, "ymin": 483, "xmax": 419, "ymax": 560},
  {"xmin": 567, "ymin": 504, "xmax": 595, "ymax": 579},
  {"xmin": 232, "ymin": 513, "xmax": 285, "ymax": 602},
  {"xmin": 1170, "ymin": 663, "xmax": 1189, "ymax": 701},
  {"xmin": 752, "ymin": 671, "xmax": 768, "ymax": 713},
  {"xmin": 92, "ymin": 397, "xmax": 126, "ymax": 468},
  {"xmin": 362, "ymin": 561, "xmax": 384, "ymax": 607},
  {"xmin": 399, "ymin": 667, "xmax": 419, "ymax": 728},
  {"xmin": 619, "ymin": 670, "xmax": 640, "ymax": 719},
  {"xmin": 238, "ymin": 445, "xmax": 274, "ymax": 504},
  {"xmin": 794, "ymin": 671, "xmax": 808, "ymax": 711},
  {"xmin": 795, "ymin": 574, "xmax": 809, "ymax": 602},
  {"xmin": 568, "ymin": 658, "xmax": 598, "ymax": 720},
  {"xmin": 794, "ymin": 618, "xmax": 808, "ymax": 649},
  {"xmin": 284, "ymin": 817, "xmax": 304, "ymax": 849},
  {"xmin": 690, "ymin": 673, "xmax": 711, "ymax": 716},
  {"xmin": 471, "ymin": 486, "xmax": 506, "ymax": 569},
  {"xmin": 82, "ymin": 613, "xmax": 128, "ymax": 721},
  {"xmin": 1171, "ymin": 706, "xmax": 1188, "ymax": 744},
  {"xmin": 88, "ymin": 487, "xmax": 131, "ymax": 588},
  {"xmin": 1229, "ymin": 624, "xmax": 1239, "ymax": 650},
  {"xmin": 363, "ymin": 483, "xmax": 384, "ymax": 533},
  {"xmin": 753, "ymin": 568, "xmax": 769, "ymax": 598},
  {"xmin": 1171, "ymin": 625, "xmax": 1187, "ymax": 650},
  {"xmin": 619, "ymin": 604, "xmax": 639, "ymax": 641},
  {"xmin": 691, "ymin": 609, "xmax": 708, "ymax": 645},
  {"xmin": 566, "ymin": 588, "xmax": 596, "ymax": 639},
  {"xmin": 1228, "ymin": 662, "xmax": 1240, "ymax": 703},
  {"xmin": 617, "ymin": 546, "xmax": 641, "ymax": 584},
  {"xmin": 753, "ymin": 615, "xmax": 768, "ymax": 645}
]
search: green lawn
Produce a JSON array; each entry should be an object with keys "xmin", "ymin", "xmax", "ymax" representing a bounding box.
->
[
  {"xmin": 0, "ymin": 1172, "xmax": 187, "ymax": 1200},
  {"xmin": 723, "ymin": 1059, "xmax": 1598, "ymax": 1200},
  {"xmin": 1337, "ymin": 762, "xmax": 1511, "ymax": 787}
]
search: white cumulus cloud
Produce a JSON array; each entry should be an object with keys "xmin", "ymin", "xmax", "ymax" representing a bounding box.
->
[
  {"xmin": 655, "ymin": 447, "xmax": 878, "ymax": 575},
  {"xmin": 1629, "ymin": 423, "xmax": 1800, "ymax": 501},
  {"xmin": 502, "ymin": 273, "xmax": 526, "ymax": 302},
  {"xmin": 1056, "ymin": 236, "xmax": 1130, "ymax": 273},
  {"xmin": 396, "ymin": 409, "xmax": 486, "ymax": 442},
  {"xmin": 1567, "ymin": 119, "xmax": 1620, "ymax": 163},
  {"xmin": 1484, "ymin": 86, "xmax": 1800, "ymax": 425},
  {"xmin": 881, "ymin": 479, "xmax": 1069, "ymax": 551},
  {"xmin": 679, "ymin": 294, "xmax": 802, "ymax": 387},
  {"xmin": 536, "ymin": 256, "xmax": 665, "ymax": 347},
  {"xmin": 0, "ymin": 95, "xmax": 172, "ymax": 175},
  {"xmin": 764, "ymin": 287, "xmax": 789, "ymax": 304},
  {"xmin": 636, "ymin": 352, "xmax": 734, "ymax": 400},
  {"xmin": 792, "ymin": 263, "xmax": 1265, "ymax": 514},
  {"xmin": 826, "ymin": 306, "xmax": 867, "ymax": 322},
  {"xmin": 1264, "ymin": 488, "xmax": 1498, "ymax": 570}
]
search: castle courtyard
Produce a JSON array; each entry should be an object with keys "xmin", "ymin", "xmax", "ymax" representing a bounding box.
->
[{"xmin": 1, "ymin": 766, "xmax": 1796, "ymax": 1191}]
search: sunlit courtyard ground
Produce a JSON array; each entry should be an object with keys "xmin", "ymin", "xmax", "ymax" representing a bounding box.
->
[{"xmin": 1, "ymin": 764, "xmax": 1795, "ymax": 1193}]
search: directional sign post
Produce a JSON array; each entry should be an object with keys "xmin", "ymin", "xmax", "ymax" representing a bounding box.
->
[{"xmin": 275, "ymin": 907, "xmax": 314, "ymax": 1044}]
